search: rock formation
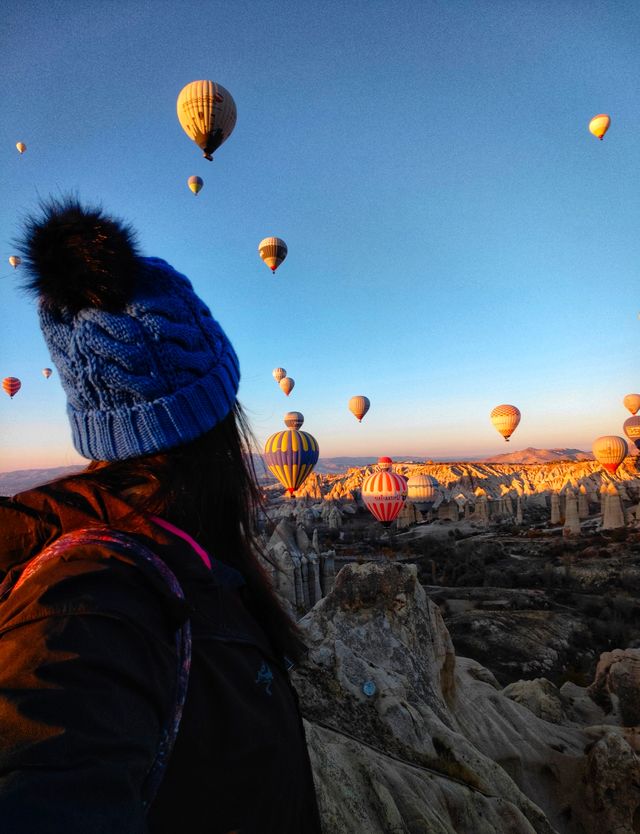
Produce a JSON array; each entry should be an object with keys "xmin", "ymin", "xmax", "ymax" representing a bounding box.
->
[
  {"xmin": 578, "ymin": 485, "xmax": 589, "ymax": 519},
  {"xmin": 602, "ymin": 483, "xmax": 625, "ymax": 530},
  {"xmin": 563, "ymin": 488, "xmax": 581, "ymax": 536},
  {"xmin": 550, "ymin": 492, "xmax": 561, "ymax": 525}
]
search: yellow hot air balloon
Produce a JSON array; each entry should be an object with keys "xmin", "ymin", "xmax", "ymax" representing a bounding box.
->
[
  {"xmin": 279, "ymin": 377, "xmax": 295, "ymax": 396},
  {"xmin": 16, "ymin": 142, "xmax": 26, "ymax": 155},
  {"xmin": 272, "ymin": 367, "xmax": 286, "ymax": 383},
  {"xmin": 592, "ymin": 435, "xmax": 627, "ymax": 475},
  {"xmin": 588, "ymin": 114, "xmax": 610, "ymax": 141},
  {"xmin": 623, "ymin": 394, "xmax": 640, "ymax": 416},
  {"xmin": 8, "ymin": 256, "xmax": 21, "ymax": 269},
  {"xmin": 490, "ymin": 404, "xmax": 521, "ymax": 442},
  {"xmin": 349, "ymin": 395, "xmax": 370, "ymax": 423},
  {"xmin": 187, "ymin": 175, "xmax": 203, "ymax": 195},
  {"xmin": 176, "ymin": 80, "xmax": 237, "ymax": 161},
  {"xmin": 258, "ymin": 237, "xmax": 287, "ymax": 274}
]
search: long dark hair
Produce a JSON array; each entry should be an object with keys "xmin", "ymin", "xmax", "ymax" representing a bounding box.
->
[{"xmin": 81, "ymin": 403, "xmax": 304, "ymax": 663}]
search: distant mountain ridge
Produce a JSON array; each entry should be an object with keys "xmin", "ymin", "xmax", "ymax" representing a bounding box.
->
[{"xmin": 479, "ymin": 447, "xmax": 593, "ymax": 464}]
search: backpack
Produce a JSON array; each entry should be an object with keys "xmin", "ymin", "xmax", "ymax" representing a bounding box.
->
[{"xmin": 0, "ymin": 526, "xmax": 192, "ymax": 810}]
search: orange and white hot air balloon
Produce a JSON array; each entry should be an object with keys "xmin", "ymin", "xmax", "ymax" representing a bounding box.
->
[
  {"xmin": 187, "ymin": 175, "xmax": 203, "ymax": 195},
  {"xmin": 42, "ymin": 368, "xmax": 53, "ymax": 379},
  {"xmin": 361, "ymin": 465, "xmax": 408, "ymax": 527},
  {"xmin": 279, "ymin": 376, "xmax": 294, "ymax": 396},
  {"xmin": 588, "ymin": 114, "xmax": 610, "ymax": 141},
  {"xmin": 258, "ymin": 237, "xmax": 287, "ymax": 274},
  {"xmin": 348, "ymin": 395, "xmax": 370, "ymax": 423},
  {"xmin": 16, "ymin": 142, "xmax": 26, "ymax": 155},
  {"xmin": 176, "ymin": 80, "xmax": 237, "ymax": 161},
  {"xmin": 407, "ymin": 473, "xmax": 440, "ymax": 513},
  {"xmin": 272, "ymin": 367, "xmax": 286, "ymax": 383},
  {"xmin": 623, "ymin": 394, "xmax": 640, "ymax": 416},
  {"xmin": 377, "ymin": 456, "xmax": 393, "ymax": 471},
  {"xmin": 592, "ymin": 435, "xmax": 627, "ymax": 475},
  {"xmin": 2, "ymin": 377, "xmax": 21, "ymax": 398},
  {"xmin": 8, "ymin": 256, "xmax": 21, "ymax": 269},
  {"xmin": 623, "ymin": 417, "xmax": 640, "ymax": 445},
  {"xmin": 284, "ymin": 411, "xmax": 304, "ymax": 429},
  {"xmin": 490, "ymin": 404, "xmax": 521, "ymax": 442}
]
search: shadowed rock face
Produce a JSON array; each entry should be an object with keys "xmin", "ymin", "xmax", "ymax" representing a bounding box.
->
[{"xmin": 293, "ymin": 563, "xmax": 640, "ymax": 834}]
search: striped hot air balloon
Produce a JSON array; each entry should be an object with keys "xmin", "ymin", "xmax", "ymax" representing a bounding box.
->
[
  {"xmin": 349, "ymin": 395, "xmax": 370, "ymax": 423},
  {"xmin": 377, "ymin": 456, "xmax": 393, "ymax": 471},
  {"xmin": 187, "ymin": 175, "xmax": 203, "ymax": 195},
  {"xmin": 284, "ymin": 411, "xmax": 304, "ymax": 429},
  {"xmin": 623, "ymin": 394, "xmax": 640, "ymax": 416},
  {"xmin": 258, "ymin": 237, "xmax": 287, "ymax": 274},
  {"xmin": 42, "ymin": 368, "xmax": 53, "ymax": 379},
  {"xmin": 2, "ymin": 377, "xmax": 21, "ymax": 398},
  {"xmin": 176, "ymin": 80, "xmax": 237, "ymax": 161},
  {"xmin": 279, "ymin": 377, "xmax": 295, "ymax": 396},
  {"xmin": 592, "ymin": 435, "xmax": 628, "ymax": 475},
  {"xmin": 361, "ymin": 467, "xmax": 408, "ymax": 527},
  {"xmin": 272, "ymin": 367, "xmax": 286, "ymax": 383},
  {"xmin": 588, "ymin": 114, "xmax": 610, "ymax": 141},
  {"xmin": 490, "ymin": 404, "xmax": 521, "ymax": 441},
  {"xmin": 623, "ymin": 417, "xmax": 640, "ymax": 444},
  {"xmin": 407, "ymin": 473, "xmax": 439, "ymax": 513},
  {"xmin": 264, "ymin": 428, "xmax": 319, "ymax": 495}
]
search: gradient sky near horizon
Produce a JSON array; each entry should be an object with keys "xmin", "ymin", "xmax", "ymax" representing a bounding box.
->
[{"xmin": 1, "ymin": 0, "xmax": 639, "ymax": 472}]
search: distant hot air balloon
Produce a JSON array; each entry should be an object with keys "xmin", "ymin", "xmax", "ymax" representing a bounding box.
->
[
  {"xmin": 258, "ymin": 237, "xmax": 287, "ymax": 274},
  {"xmin": 490, "ymin": 404, "xmax": 521, "ymax": 442},
  {"xmin": 279, "ymin": 377, "xmax": 295, "ymax": 396},
  {"xmin": 623, "ymin": 417, "xmax": 640, "ymax": 444},
  {"xmin": 377, "ymin": 456, "xmax": 393, "ymax": 471},
  {"xmin": 187, "ymin": 175, "xmax": 203, "ymax": 195},
  {"xmin": 407, "ymin": 473, "xmax": 440, "ymax": 513},
  {"xmin": 592, "ymin": 435, "xmax": 628, "ymax": 475},
  {"xmin": 16, "ymin": 142, "xmax": 26, "ymax": 155},
  {"xmin": 361, "ymin": 466, "xmax": 408, "ymax": 528},
  {"xmin": 42, "ymin": 368, "xmax": 53, "ymax": 379},
  {"xmin": 623, "ymin": 394, "xmax": 640, "ymax": 416},
  {"xmin": 2, "ymin": 377, "xmax": 21, "ymax": 398},
  {"xmin": 272, "ymin": 367, "xmax": 286, "ymax": 383},
  {"xmin": 176, "ymin": 80, "xmax": 237, "ymax": 161},
  {"xmin": 264, "ymin": 428, "xmax": 319, "ymax": 495},
  {"xmin": 349, "ymin": 395, "xmax": 370, "ymax": 423},
  {"xmin": 588, "ymin": 114, "xmax": 610, "ymax": 141},
  {"xmin": 8, "ymin": 256, "xmax": 21, "ymax": 269},
  {"xmin": 284, "ymin": 411, "xmax": 304, "ymax": 429}
]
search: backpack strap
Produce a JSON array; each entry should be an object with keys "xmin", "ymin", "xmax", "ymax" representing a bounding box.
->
[{"xmin": 0, "ymin": 526, "xmax": 192, "ymax": 811}]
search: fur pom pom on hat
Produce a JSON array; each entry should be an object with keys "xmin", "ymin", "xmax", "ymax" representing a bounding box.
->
[{"xmin": 18, "ymin": 198, "xmax": 240, "ymax": 461}]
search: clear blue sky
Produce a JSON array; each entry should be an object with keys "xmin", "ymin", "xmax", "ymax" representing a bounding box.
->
[{"xmin": 2, "ymin": 0, "xmax": 639, "ymax": 471}]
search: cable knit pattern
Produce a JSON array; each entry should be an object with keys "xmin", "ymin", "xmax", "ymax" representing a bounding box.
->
[{"xmin": 39, "ymin": 257, "xmax": 239, "ymax": 460}]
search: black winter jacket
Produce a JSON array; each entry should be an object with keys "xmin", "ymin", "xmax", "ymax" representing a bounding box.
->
[{"xmin": 0, "ymin": 476, "xmax": 322, "ymax": 834}]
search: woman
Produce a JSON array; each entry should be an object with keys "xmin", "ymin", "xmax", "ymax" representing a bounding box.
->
[{"xmin": 0, "ymin": 198, "xmax": 322, "ymax": 834}]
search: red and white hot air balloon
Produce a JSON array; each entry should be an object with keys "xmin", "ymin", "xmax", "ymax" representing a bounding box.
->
[
  {"xmin": 2, "ymin": 377, "xmax": 21, "ymax": 398},
  {"xmin": 623, "ymin": 394, "xmax": 640, "ymax": 416},
  {"xmin": 377, "ymin": 456, "xmax": 393, "ymax": 471},
  {"xmin": 361, "ymin": 464, "xmax": 408, "ymax": 527},
  {"xmin": 490, "ymin": 404, "xmax": 521, "ymax": 442},
  {"xmin": 592, "ymin": 435, "xmax": 628, "ymax": 475}
]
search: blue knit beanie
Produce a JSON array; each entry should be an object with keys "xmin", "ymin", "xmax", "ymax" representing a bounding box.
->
[{"xmin": 19, "ymin": 199, "xmax": 240, "ymax": 461}]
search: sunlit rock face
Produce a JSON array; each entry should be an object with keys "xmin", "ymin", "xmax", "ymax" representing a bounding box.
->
[{"xmin": 293, "ymin": 562, "xmax": 640, "ymax": 834}]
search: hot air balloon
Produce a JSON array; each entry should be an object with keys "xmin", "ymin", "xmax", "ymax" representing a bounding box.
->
[
  {"xmin": 264, "ymin": 428, "xmax": 319, "ymax": 495},
  {"xmin": 272, "ymin": 367, "xmax": 286, "ymax": 383},
  {"xmin": 623, "ymin": 417, "xmax": 640, "ymax": 444},
  {"xmin": 16, "ymin": 142, "xmax": 26, "ymax": 155},
  {"xmin": 588, "ymin": 114, "xmax": 610, "ymax": 141},
  {"xmin": 623, "ymin": 394, "xmax": 640, "ymax": 416},
  {"xmin": 176, "ymin": 80, "xmax": 237, "ymax": 161},
  {"xmin": 361, "ymin": 465, "xmax": 408, "ymax": 528},
  {"xmin": 349, "ymin": 395, "xmax": 370, "ymax": 423},
  {"xmin": 284, "ymin": 411, "xmax": 304, "ymax": 429},
  {"xmin": 377, "ymin": 456, "xmax": 393, "ymax": 471},
  {"xmin": 8, "ymin": 256, "xmax": 21, "ymax": 269},
  {"xmin": 2, "ymin": 377, "xmax": 21, "ymax": 398},
  {"xmin": 187, "ymin": 175, "xmax": 203, "ymax": 195},
  {"xmin": 258, "ymin": 237, "xmax": 287, "ymax": 274},
  {"xmin": 42, "ymin": 368, "xmax": 53, "ymax": 379},
  {"xmin": 490, "ymin": 404, "xmax": 521, "ymax": 442},
  {"xmin": 279, "ymin": 377, "xmax": 294, "ymax": 396},
  {"xmin": 407, "ymin": 473, "xmax": 440, "ymax": 513},
  {"xmin": 592, "ymin": 435, "xmax": 628, "ymax": 475}
]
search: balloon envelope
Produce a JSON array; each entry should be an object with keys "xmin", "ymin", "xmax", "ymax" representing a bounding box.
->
[
  {"xmin": 42, "ymin": 368, "xmax": 53, "ymax": 379},
  {"xmin": 623, "ymin": 417, "xmax": 640, "ymax": 442},
  {"xmin": 258, "ymin": 238, "xmax": 288, "ymax": 274},
  {"xmin": 623, "ymin": 394, "xmax": 640, "ymax": 416},
  {"xmin": 592, "ymin": 435, "xmax": 627, "ymax": 475},
  {"xmin": 407, "ymin": 473, "xmax": 440, "ymax": 513},
  {"xmin": 361, "ymin": 469, "xmax": 408, "ymax": 527},
  {"xmin": 2, "ymin": 377, "xmax": 21, "ymax": 398},
  {"xmin": 588, "ymin": 114, "xmax": 610, "ymax": 140},
  {"xmin": 284, "ymin": 411, "xmax": 304, "ymax": 429},
  {"xmin": 16, "ymin": 142, "xmax": 26, "ymax": 154},
  {"xmin": 264, "ymin": 429, "xmax": 319, "ymax": 495},
  {"xmin": 349, "ymin": 395, "xmax": 370, "ymax": 423},
  {"xmin": 279, "ymin": 377, "xmax": 295, "ymax": 396},
  {"xmin": 272, "ymin": 367, "xmax": 286, "ymax": 383},
  {"xmin": 490, "ymin": 404, "xmax": 521, "ymax": 441},
  {"xmin": 8, "ymin": 256, "xmax": 21, "ymax": 269},
  {"xmin": 187, "ymin": 175, "xmax": 203, "ymax": 195},
  {"xmin": 377, "ymin": 456, "xmax": 393, "ymax": 471},
  {"xmin": 176, "ymin": 80, "xmax": 237, "ymax": 160}
]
